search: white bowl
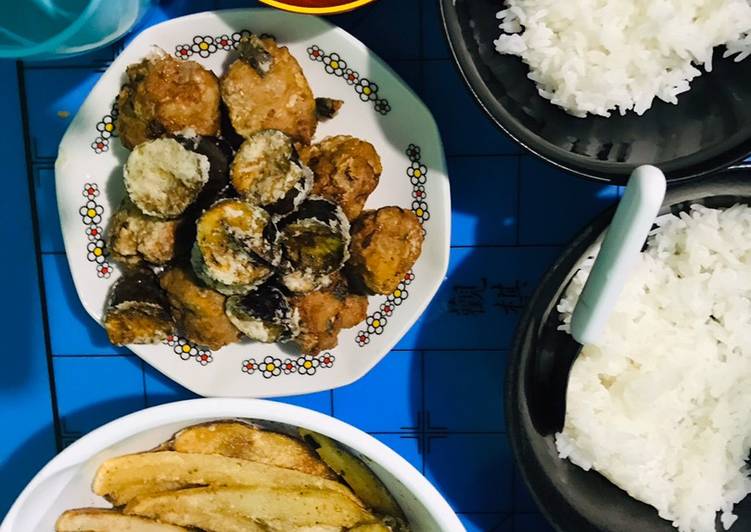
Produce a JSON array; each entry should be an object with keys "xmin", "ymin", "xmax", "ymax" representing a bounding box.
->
[{"xmin": 1, "ymin": 399, "xmax": 465, "ymax": 532}]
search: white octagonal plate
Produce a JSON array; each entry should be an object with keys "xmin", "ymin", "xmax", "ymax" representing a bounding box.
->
[{"xmin": 55, "ymin": 9, "xmax": 450, "ymax": 398}]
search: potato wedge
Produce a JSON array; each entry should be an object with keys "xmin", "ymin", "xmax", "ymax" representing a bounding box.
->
[
  {"xmin": 125, "ymin": 486, "xmax": 377, "ymax": 529},
  {"xmin": 299, "ymin": 430, "xmax": 406, "ymax": 520},
  {"xmin": 55, "ymin": 508, "xmax": 188, "ymax": 531},
  {"xmin": 349, "ymin": 525, "xmax": 392, "ymax": 532},
  {"xmin": 93, "ymin": 451, "xmax": 357, "ymax": 506},
  {"xmin": 170, "ymin": 421, "xmax": 334, "ymax": 479}
]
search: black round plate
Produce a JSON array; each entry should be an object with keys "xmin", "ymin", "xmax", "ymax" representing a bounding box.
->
[
  {"xmin": 440, "ymin": 0, "xmax": 751, "ymax": 184},
  {"xmin": 507, "ymin": 165, "xmax": 751, "ymax": 531}
]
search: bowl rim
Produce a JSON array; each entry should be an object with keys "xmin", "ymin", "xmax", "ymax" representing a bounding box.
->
[
  {"xmin": 1, "ymin": 398, "xmax": 465, "ymax": 532},
  {"xmin": 504, "ymin": 163, "xmax": 751, "ymax": 531},
  {"xmin": 258, "ymin": 0, "xmax": 376, "ymax": 14},
  {"xmin": 439, "ymin": 0, "xmax": 751, "ymax": 185}
]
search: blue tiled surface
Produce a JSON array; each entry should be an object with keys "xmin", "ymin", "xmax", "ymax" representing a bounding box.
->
[{"xmin": 0, "ymin": 0, "xmax": 647, "ymax": 529}]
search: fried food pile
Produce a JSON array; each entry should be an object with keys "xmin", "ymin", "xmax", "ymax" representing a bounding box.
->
[
  {"xmin": 56, "ymin": 420, "xmax": 409, "ymax": 532},
  {"xmin": 104, "ymin": 35, "xmax": 424, "ymax": 355}
]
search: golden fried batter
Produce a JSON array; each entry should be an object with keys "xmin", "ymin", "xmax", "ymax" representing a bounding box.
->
[
  {"xmin": 108, "ymin": 199, "xmax": 183, "ymax": 266},
  {"xmin": 349, "ymin": 207, "xmax": 424, "ymax": 294},
  {"xmin": 117, "ymin": 54, "xmax": 220, "ymax": 150},
  {"xmin": 305, "ymin": 136, "xmax": 382, "ymax": 221},
  {"xmin": 159, "ymin": 266, "xmax": 241, "ymax": 350},
  {"xmin": 291, "ymin": 276, "xmax": 368, "ymax": 355},
  {"xmin": 221, "ymin": 38, "xmax": 317, "ymax": 144}
]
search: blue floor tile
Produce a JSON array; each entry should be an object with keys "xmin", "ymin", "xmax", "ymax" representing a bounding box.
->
[
  {"xmin": 514, "ymin": 470, "xmax": 540, "ymax": 513},
  {"xmin": 422, "ymin": 60, "xmax": 519, "ymax": 156},
  {"xmin": 0, "ymin": 60, "xmax": 57, "ymax": 517},
  {"xmin": 334, "ymin": 0, "xmax": 420, "ymax": 61},
  {"xmin": 35, "ymin": 167, "xmax": 65, "ymax": 253},
  {"xmin": 53, "ymin": 356, "xmax": 146, "ymax": 437},
  {"xmin": 424, "ymin": 351, "xmax": 506, "ymax": 432},
  {"xmin": 143, "ymin": 364, "xmax": 199, "ymax": 407},
  {"xmin": 387, "ymin": 60, "xmax": 423, "ymax": 99},
  {"xmin": 216, "ymin": 0, "xmax": 263, "ymax": 7},
  {"xmin": 396, "ymin": 246, "xmax": 559, "ymax": 350},
  {"xmin": 42, "ymin": 254, "xmax": 129, "ymax": 356},
  {"xmin": 460, "ymin": 513, "xmax": 512, "ymax": 532},
  {"xmin": 333, "ymin": 351, "xmax": 421, "ymax": 433},
  {"xmin": 449, "ymin": 156, "xmax": 518, "ymax": 246},
  {"xmin": 370, "ymin": 433, "xmax": 423, "ymax": 473},
  {"xmin": 425, "ymin": 434, "xmax": 513, "ymax": 514},
  {"xmin": 275, "ymin": 392, "xmax": 333, "ymax": 415},
  {"xmin": 25, "ymin": 43, "xmax": 119, "ymax": 69},
  {"xmin": 421, "ymin": 0, "xmax": 451, "ymax": 59},
  {"xmin": 23, "ymin": 69, "xmax": 101, "ymax": 162},
  {"xmin": 513, "ymin": 513, "xmax": 554, "ymax": 532},
  {"xmin": 518, "ymin": 156, "xmax": 619, "ymax": 246}
]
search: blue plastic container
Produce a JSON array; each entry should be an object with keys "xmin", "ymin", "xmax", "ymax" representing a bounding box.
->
[{"xmin": 0, "ymin": 0, "xmax": 152, "ymax": 60}]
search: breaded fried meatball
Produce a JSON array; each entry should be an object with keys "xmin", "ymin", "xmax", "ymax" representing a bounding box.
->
[
  {"xmin": 107, "ymin": 199, "xmax": 185, "ymax": 266},
  {"xmin": 117, "ymin": 53, "xmax": 220, "ymax": 150},
  {"xmin": 349, "ymin": 207, "xmax": 424, "ymax": 294},
  {"xmin": 306, "ymin": 136, "xmax": 382, "ymax": 221},
  {"xmin": 291, "ymin": 275, "xmax": 367, "ymax": 355},
  {"xmin": 221, "ymin": 36, "xmax": 316, "ymax": 144},
  {"xmin": 159, "ymin": 266, "xmax": 241, "ymax": 350}
]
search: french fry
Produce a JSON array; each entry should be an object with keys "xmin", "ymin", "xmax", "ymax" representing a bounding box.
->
[
  {"xmin": 93, "ymin": 451, "xmax": 358, "ymax": 506},
  {"xmin": 125, "ymin": 485, "xmax": 378, "ymax": 529},
  {"xmin": 55, "ymin": 508, "xmax": 188, "ymax": 531},
  {"xmin": 299, "ymin": 429, "xmax": 406, "ymax": 520},
  {"xmin": 170, "ymin": 421, "xmax": 335, "ymax": 479}
]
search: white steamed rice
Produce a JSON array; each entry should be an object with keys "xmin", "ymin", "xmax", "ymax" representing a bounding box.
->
[
  {"xmin": 557, "ymin": 204, "xmax": 751, "ymax": 532},
  {"xmin": 495, "ymin": 0, "xmax": 751, "ymax": 117}
]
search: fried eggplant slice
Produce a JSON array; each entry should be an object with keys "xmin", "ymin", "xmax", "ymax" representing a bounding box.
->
[
  {"xmin": 348, "ymin": 207, "xmax": 423, "ymax": 294},
  {"xmin": 56, "ymin": 508, "xmax": 188, "ymax": 532},
  {"xmin": 176, "ymin": 135, "xmax": 233, "ymax": 209},
  {"xmin": 231, "ymin": 129, "xmax": 313, "ymax": 215},
  {"xmin": 291, "ymin": 275, "xmax": 367, "ymax": 355},
  {"xmin": 315, "ymin": 97, "xmax": 344, "ymax": 120},
  {"xmin": 192, "ymin": 199, "xmax": 277, "ymax": 294},
  {"xmin": 170, "ymin": 421, "xmax": 334, "ymax": 479},
  {"xmin": 279, "ymin": 197, "xmax": 350, "ymax": 293},
  {"xmin": 159, "ymin": 266, "xmax": 241, "ymax": 350},
  {"xmin": 226, "ymin": 284, "xmax": 300, "ymax": 343},
  {"xmin": 117, "ymin": 53, "xmax": 220, "ymax": 150},
  {"xmin": 299, "ymin": 430, "xmax": 406, "ymax": 522},
  {"xmin": 103, "ymin": 270, "xmax": 173, "ymax": 345},
  {"xmin": 125, "ymin": 486, "xmax": 376, "ymax": 529},
  {"xmin": 306, "ymin": 136, "xmax": 382, "ymax": 221},
  {"xmin": 124, "ymin": 138, "xmax": 209, "ymax": 219},
  {"xmin": 108, "ymin": 199, "xmax": 184, "ymax": 266},
  {"xmin": 93, "ymin": 451, "xmax": 357, "ymax": 506},
  {"xmin": 221, "ymin": 35, "xmax": 317, "ymax": 144}
]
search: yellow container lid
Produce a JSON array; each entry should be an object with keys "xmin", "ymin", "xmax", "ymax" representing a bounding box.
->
[{"xmin": 259, "ymin": 0, "xmax": 375, "ymax": 14}]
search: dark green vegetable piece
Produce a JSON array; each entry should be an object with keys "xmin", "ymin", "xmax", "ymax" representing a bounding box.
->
[
  {"xmin": 225, "ymin": 284, "xmax": 299, "ymax": 343},
  {"xmin": 103, "ymin": 270, "xmax": 173, "ymax": 346},
  {"xmin": 237, "ymin": 34, "xmax": 273, "ymax": 77},
  {"xmin": 316, "ymin": 97, "xmax": 344, "ymax": 120}
]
